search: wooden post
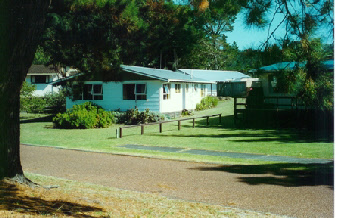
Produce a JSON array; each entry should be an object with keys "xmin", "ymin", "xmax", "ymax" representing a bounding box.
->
[
  {"xmin": 141, "ymin": 125, "xmax": 144, "ymax": 135},
  {"xmin": 234, "ymin": 98, "xmax": 237, "ymax": 125},
  {"xmin": 219, "ymin": 114, "xmax": 222, "ymax": 123},
  {"xmin": 119, "ymin": 127, "xmax": 123, "ymax": 138},
  {"xmin": 193, "ymin": 118, "xmax": 195, "ymax": 128},
  {"xmin": 178, "ymin": 121, "xmax": 181, "ymax": 130},
  {"xmin": 159, "ymin": 123, "xmax": 162, "ymax": 133},
  {"xmin": 206, "ymin": 116, "xmax": 209, "ymax": 125}
]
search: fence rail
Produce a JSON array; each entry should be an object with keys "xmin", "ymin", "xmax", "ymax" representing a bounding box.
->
[{"xmin": 117, "ymin": 113, "xmax": 222, "ymax": 138}]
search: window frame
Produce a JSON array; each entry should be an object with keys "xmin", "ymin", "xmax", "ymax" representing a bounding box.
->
[
  {"xmin": 175, "ymin": 84, "xmax": 181, "ymax": 93},
  {"xmin": 73, "ymin": 84, "xmax": 103, "ymax": 101},
  {"xmin": 163, "ymin": 84, "xmax": 171, "ymax": 100},
  {"xmin": 32, "ymin": 75, "xmax": 49, "ymax": 84},
  {"xmin": 201, "ymin": 84, "xmax": 206, "ymax": 97},
  {"xmin": 123, "ymin": 83, "xmax": 147, "ymax": 100},
  {"xmin": 185, "ymin": 84, "xmax": 189, "ymax": 93}
]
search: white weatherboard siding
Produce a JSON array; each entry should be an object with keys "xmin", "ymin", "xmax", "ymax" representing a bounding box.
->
[
  {"xmin": 66, "ymin": 81, "xmax": 207, "ymax": 113},
  {"xmin": 160, "ymin": 83, "xmax": 183, "ymax": 113},
  {"xmin": 160, "ymin": 83, "xmax": 206, "ymax": 113}
]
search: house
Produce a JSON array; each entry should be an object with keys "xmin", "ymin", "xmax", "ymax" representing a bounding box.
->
[
  {"xmin": 179, "ymin": 69, "xmax": 253, "ymax": 97},
  {"xmin": 247, "ymin": 60, "xmax": 334, "ymax": 109},
  {"xmin": 62, "ymin": 65, "xmax": 213, "ymax": 113},
  {"xmin": 26, "ymin": 65, "xmax": 63, "ymax": 97},
  {"xmin": 250, "ymin": 60, "xmax": 334, "ymax": 97}
]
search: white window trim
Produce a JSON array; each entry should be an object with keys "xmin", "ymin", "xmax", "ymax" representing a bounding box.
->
[
  {"xmin": 81, "ymin": 84, "xmax": 103, "ymax": 100},
  {"xmin": 123, "ymin": 83, "xmax": 147, "ymax": 101},
  {"xmin": 163, "ymin": 84, "xmax": 171, "ymax": 100},
  {"xmin": 175, "ymin": 84, "xmax": 181, "ymax": 93}
]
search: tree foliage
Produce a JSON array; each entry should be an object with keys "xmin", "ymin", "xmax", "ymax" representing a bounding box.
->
[{"xmin": 242, "ymin": 0, "xmax": 334, "ymax": 111}]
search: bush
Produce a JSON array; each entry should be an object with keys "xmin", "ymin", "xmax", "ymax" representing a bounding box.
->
[
  {"xmin": 44, "ymin": 90, "xmax": 66, "ymax": 113},
  {"xmin": 20, "ymin": 81, "xmax": 46, "ymax": 113},
  {"xmin": 181, "ymin": 109, "xmax": 192, "ymax": 116},
  {"xmin": 115, "ymin": 108, "xmax": 165, "ymax": 125},
  {"xmin": 23, "ymin": 97, "xmax": 47, "ymax": 113},
  {"xmin": 53, "ymin": 102, "xmax": 115, "ymax": 129},
  {"xmin": 20, "ymin": 82, "xmax": 66, "ymax": 114},
  {"xmin": 196, "ymin": 96, "xmax": 219, "ymax": 111}
]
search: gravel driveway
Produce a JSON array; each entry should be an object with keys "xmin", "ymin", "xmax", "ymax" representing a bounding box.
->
[{"xmin": 20, "ymin": 144, "xmax": 334, "ymax": 218}]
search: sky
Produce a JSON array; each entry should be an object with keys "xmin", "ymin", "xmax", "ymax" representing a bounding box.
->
[
  {"xmin": 225, "ymin": 11, "xmax": 334, "ymax": 50},
  {"xmin": 224, "ymin": 12, "xmax": 287, "ymax": 50}
]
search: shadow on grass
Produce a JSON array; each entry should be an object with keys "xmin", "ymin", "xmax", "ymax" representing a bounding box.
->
[
  {"xmin": 190, "ymin": 162, "xmax": 334, "ymax": 189},
  {"xmin": 20, "ymin": 115, "xmax": 54, "ymax": 124},
  {"xmin": 159, "ymin": 115, "xmax": 333, "ymax": 143},
  {"xmin": 0, "ymin": 180, "xmax": 104, "ymax": 217}
]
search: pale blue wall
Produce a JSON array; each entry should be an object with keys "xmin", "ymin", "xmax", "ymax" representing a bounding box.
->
[{"xmin": 66, "ymin": 81, "xmax": 161, "ymax": 112}]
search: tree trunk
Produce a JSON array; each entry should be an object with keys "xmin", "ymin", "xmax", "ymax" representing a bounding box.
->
[{"xmin": 0, "ymin": 1, "xmax": 50, "ymax": 180}]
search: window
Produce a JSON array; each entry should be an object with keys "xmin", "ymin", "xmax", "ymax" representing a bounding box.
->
[
  {"xmin": 93, "ymin": 84, "xmax": 103, "ymax": 100},
  {"xmin": 201, "ymin": 84, "xmax": 206, "ymax": 97},
  {"xmin": 32, "ymin": 75, "xmax": 49, "ymax": 84},
  {"xmin": 123, "ymin": 84, "xmax": 147, "ymax": 100},
  {"xmin": 72, "ymin": 84, "xmax": 103, "ymax": 100},
  {"xmin": 268, "ymin": 75, "xmax": 279, "ymax": 93},
  {"xmin": 135, "ymin": 84, "xmax": 147, "ymax": 100},
  {"xmin": 175, "ymin": 84, "xmax": 181, "ymax": 93},
  {"xmin": 163, "ymin": 84, "xmax": 170, "ymax": 100},
  {"xmin": 194, "ymin": 84, "xmax": 198, "ymax": 92},
  {"xmin": 185, "ymin": 84, "xmax": 189, "ymax": 93}
]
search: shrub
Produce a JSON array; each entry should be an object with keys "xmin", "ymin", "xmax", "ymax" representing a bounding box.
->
[
  {"xmin": 196, "ymin": 96, "xmax": 219, "ymax": 111},
  {"xmin": 115, "ymin": 108, "xmax": 165, "ymax": 125},
  {"xmin": 53, "ymin": 102, "xmax": 115, "ymax": 129},
  {"xmin": 181, "ymin": 109, "xmax": 192, "ymax": 116},
  {"xmin": 25, "ymin": 97, "xmax": 47, "ymax": 113},
  {"xmin": 44, "ymin": 90, "xmax": 66, "ymax": 113},
  {"xmin": 20, "ymin": 81, "xmax": 46, "ymax": 113}
]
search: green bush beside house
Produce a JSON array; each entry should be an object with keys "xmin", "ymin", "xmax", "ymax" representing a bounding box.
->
[{"xmin": 196, "ymin": 96, "xmax": 219, "ymax": 111}]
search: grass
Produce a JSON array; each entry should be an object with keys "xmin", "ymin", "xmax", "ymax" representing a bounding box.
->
[
  {"xmin": 20, "ymin": 99, "xmax": 334, "ymax": 164},
  {"xmin": 0, "ymin": 173, "xmax": 286, "ymax": 218}
]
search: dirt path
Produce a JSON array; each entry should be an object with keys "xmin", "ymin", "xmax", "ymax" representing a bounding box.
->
[{"xmin": 20, "ymin": 145, "xmax": 333, "ymax": 218}]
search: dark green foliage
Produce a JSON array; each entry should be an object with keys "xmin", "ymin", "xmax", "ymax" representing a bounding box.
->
[
  {"xmin": 44, "ymin": 90, "xmax": 66, "ymax": 113},
  {"xmin": 20, "ymin": 82, "xmax": 66, "ymax": 114},
  {"xmin": 196, "ymin": 96, "xmax": 218, "ymax": 111},
  {"xmin": 20, "ymin": 82, "xmax": 47, "ymax": 113},
  {"xmin": 53, "ymin": 102, "xmax": 115, "ymax": 129},
  {"xmin": 22, "ymin": 97, "xmax": 47, "ymax": 114},
  {"xmin": 181, "ymin": 109, "xmax": 192, "ymax": 116}
]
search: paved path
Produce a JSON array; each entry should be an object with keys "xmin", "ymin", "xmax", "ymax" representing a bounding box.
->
[
  {"xmin": 21, "ymin": 145, "xmax": 334, "ymax": 218},
  {"xmin": 120, "ymin": 144, "xmax": 332, "ymax": 164}
]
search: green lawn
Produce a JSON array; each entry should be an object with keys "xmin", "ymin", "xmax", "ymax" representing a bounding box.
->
[{"xmin": 20, "ymin": 99, "xmax": 334, "ymax": 164}]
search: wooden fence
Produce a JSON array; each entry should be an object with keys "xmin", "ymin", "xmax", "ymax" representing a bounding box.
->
[{"xmin": 117, "ymin": 113, "xmax": 222, "ymax": 138}]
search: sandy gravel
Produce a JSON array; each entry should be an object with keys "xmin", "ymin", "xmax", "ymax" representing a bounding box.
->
[{"xmin": 20, "ymin": 145, "xmax": 333, "ymax": 218}]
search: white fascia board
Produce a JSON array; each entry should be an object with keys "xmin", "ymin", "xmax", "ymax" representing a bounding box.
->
[{"xmin": 168, "ymin": 79, "xmax": 213, "ymax": 84}]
